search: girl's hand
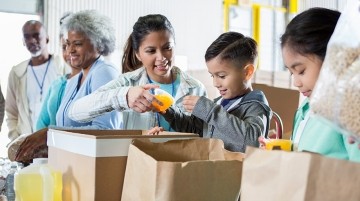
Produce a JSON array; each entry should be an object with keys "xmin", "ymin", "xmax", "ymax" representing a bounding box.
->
[
  {"xmin": 127, "ymin": 84, "xmax": 159, "ymax": 113},
  {"xmin": 348, "ymin": 136, "xmax": 360, "ymax": 149},
  {"xmin": 147, "ymin": 126, "xmax": 164, "ymax": 135},
  {"xmin": 182, "ymin": 95, "xmax": 200, "ymax": 113},
  {"xmin": 258, "ymin": 136, "xmax": 267, "ymax": 149}
]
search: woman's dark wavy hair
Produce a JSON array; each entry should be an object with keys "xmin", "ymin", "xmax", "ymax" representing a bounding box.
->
[
  {"xmin": 280, "ymin": 7, "xmax": 340, "ymax": 61},
  {"xmin": 205, "ymin": 31, "xmax": 258, "ymax": 68},
  {"xmin": 122, "ymin": 14, "xmax": 175, "ymax": 73}
]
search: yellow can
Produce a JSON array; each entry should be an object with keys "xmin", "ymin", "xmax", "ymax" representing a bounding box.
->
[{"xmin": 265, "ymin": 139, "xmax": 292, "ymax": 151}]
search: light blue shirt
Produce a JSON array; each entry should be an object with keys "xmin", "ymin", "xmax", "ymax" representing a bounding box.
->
[
  {"xmin": 36, "ymin": 75, "xmax": 68, "ymax": 131},
  {"xmin": 56, "ymin": 57, "xmax": 121, "ymax": 129}
]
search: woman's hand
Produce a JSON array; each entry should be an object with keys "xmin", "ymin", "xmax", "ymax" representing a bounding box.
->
[
  {"xmin": 146, "ymin": 126, "xmax": 164, "ymax": 135},
  {"xmin": 182, "ymin": 95, "xmax": 200, "ymax": 113},
  {"xmin": 127, "ymin": 84, "xmax": 159, "ymax": 113},
  {"xmin": 15, "ymin": 128, "xmax": 48, "ymax": 162}
]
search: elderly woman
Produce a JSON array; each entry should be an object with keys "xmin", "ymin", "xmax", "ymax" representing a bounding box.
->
[
  {"xmin": 55, "ymin": 10, "xmax": 121, "ymax": 128},
  {"xmin": 14, "ymin": 10, "xmax": 121, "ymax": 162},
  {"xmin": 35, "ymin": 12, "xmax": 81, "ymax": 131}
]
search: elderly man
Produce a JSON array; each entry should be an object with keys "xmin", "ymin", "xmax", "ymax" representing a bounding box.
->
[{"xmin": 6, "ymin": 20, "xmax": 65, "ymax": 141}]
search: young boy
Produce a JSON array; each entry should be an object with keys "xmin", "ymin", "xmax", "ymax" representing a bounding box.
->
[{"xmin": 151, "ymin": 32, "xmax": 272, "ymax": 152}]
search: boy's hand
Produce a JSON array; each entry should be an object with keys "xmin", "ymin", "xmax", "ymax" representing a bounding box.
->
[{"xmin": 182, "ymin": 96, "xmax": 200, "ymax": 113}]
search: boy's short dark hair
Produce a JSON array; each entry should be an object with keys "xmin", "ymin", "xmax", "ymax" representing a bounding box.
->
[{"xmin": 205, "ymin": 31, "xmax": 258, "ymax": 68}]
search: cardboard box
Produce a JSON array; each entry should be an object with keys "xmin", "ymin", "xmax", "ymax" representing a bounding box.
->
[
  {"xmin": 253, "ymin": 83, "xmax": 300, "ymax": 139},
  {"xmin": 47, "ymin": 129, "xmax": 198, "ymax": 201}
]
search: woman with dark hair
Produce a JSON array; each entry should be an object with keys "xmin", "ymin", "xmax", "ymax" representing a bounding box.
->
[{"xmin": 68, "ymin": 14, "xmax": 207, "ymax": 131}]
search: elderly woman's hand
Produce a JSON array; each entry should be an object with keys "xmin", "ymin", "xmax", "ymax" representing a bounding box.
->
[
  {"xmin": 14, "ymin": 128, "xmax": 48, "ymax": 163},
  {"xmin": 127, "ymin": 84, "xmax": 160, "ymax": 113}
]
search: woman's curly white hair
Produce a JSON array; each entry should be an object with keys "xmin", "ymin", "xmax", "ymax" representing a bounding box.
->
[{"xmin": 61, "ymin": 10, "xmax": 116, "ymax": 56}]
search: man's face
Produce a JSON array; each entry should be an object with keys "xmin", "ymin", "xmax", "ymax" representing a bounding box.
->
[{"xmin": 22, "ymin": 22, "xmax": 48, "ymax": 57}]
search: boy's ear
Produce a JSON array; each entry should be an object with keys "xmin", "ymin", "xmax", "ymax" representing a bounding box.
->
[{"xmin": 244, "ymin": 64, "xmax": 255, "ymax": 81}]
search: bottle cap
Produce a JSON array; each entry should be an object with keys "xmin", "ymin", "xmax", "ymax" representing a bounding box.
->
[{"xmin": 33, "ymin": 158, "xmax": 48, "ymax": 165}]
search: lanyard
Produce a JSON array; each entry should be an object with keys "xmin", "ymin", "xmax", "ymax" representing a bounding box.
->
[
  {"xmin": 146, "ymin": 72, "xmax": 175, "ymax": 130},
  {"xmin": 61, "ymin": 56, "xmax": 101, "ymax": 126},
  {"xmin": 29, "ymin": 55, "xmax": 52, "ymax": 101},
  {"xmin": 62, "ymin": 72, "xmax": 83, "ymax": 126}
]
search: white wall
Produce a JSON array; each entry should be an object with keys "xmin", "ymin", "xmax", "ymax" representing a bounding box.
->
[
  {"xmin": 0, "ymin": 12, "xmax": 40, "ymax": 157},
  {"xmin": 0, "ymin": 0, "xmax": 37, "ymax": 14},
  {"xmin": 298, "ymin": 0, "xmax": 348, "ymax": 12},
  {"xmin": 44, "ymin": 0, "xmax": 223, "ymax": 72}
]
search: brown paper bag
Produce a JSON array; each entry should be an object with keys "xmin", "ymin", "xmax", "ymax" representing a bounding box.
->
[
  {"xmin": 241, "ymin": 147, "xmax": 360, "ymax": 201},
  {"xmin": 121, "ymin": 138, "xmax": 244, "ymax": 201}
]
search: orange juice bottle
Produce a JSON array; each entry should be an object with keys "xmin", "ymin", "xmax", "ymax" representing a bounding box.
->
[
  {"xmin": 152, "ymin": 88, "xmax": 174, "ymax": 112},
  {"xmin": 14, "ymin": 158, "xmax": 62, "ymax": 201}
]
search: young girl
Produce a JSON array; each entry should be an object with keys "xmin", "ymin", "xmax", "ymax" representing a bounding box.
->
[
  {"xmin": 67, "ymin": 14, "xmax": 207, "ymax": 130},
  {"xmin": 261, "ymin": 8, "xmax": 360, "ymax": 162},
  {"xmin": 150, "ymin": 31, "xmax": 271, "ymax": 152}
]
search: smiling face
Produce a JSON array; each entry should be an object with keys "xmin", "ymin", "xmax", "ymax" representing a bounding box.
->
[
  {"xmin": 65, "ymin": 30, "xmax": 100, "ymax": 69},
  {"xmin": 207, "ymin": 56, "xmax": 253, "ymax": 99},
  {"xmin": 135, "ymin": 30, "xmax": 174, "ymax": 83},
  {"xmin": 282, "ymin": 45, "xmax": 323, "ymax": 98}
]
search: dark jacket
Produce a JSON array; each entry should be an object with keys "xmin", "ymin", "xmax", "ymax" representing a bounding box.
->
[{"xmin": 163, "ymin": 90, "xmax": 272, "ymax": 152}]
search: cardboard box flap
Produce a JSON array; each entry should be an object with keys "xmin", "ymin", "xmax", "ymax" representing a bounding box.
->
[
  {"xmin": 50, "ymin": 129, "xmax": 196, "ymax": 139},
  {"xmin": 131, "ymin": 138, "xmax": 245, "ymax": 161},
  {"xmin": 47, "ymin": 129, "xmax": 198, "ymax": 157}
]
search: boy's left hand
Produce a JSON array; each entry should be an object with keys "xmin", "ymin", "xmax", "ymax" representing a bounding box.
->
[{"xmin": 182, "ymin": 95, "xmax": 200, "ymax": 113}]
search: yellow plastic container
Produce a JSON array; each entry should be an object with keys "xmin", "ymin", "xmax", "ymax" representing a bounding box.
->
[
  {"xmin": 152, "ymin": 88, "xmax": 174, "ymax": 112},
  {"xmin": 14, "ymin": 158, "xmax": 62, "ymax": 201},
  {"xmin": 265, "ymin": 139, "xmax": 292, "ymax": 151}
]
